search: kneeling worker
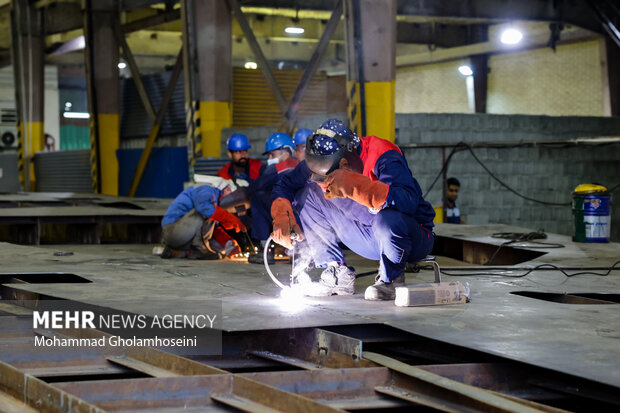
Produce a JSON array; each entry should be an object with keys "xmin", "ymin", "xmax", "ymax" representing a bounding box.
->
[
  {"xmin": 161, "ymin": 180, "xmax": 246, "ymax": 259},
  {"xmin": 270, "ymin": 119, "xmax": 435, "ymax": 300}
]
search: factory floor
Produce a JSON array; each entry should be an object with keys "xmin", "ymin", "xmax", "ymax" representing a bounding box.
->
[{"xmin": 1, "ymin": 222, "xmax": 619, "ymax": 411}]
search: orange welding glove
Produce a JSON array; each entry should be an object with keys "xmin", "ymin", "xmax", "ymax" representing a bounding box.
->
[
  {"xmin": 271, "ymin": 197, "xmax": 304, "ymax": 249},
  {"xmin": 210, "ymin": 205, "xmax": 246, "ymax": 233},
  {"xmin": 324, "ymin": 169, "xmax": 389, "ymax": 210}
]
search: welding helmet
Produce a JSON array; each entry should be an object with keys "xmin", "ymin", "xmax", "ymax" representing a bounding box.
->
[
  {"xmin": 293, "ymin": 128, "xmax": 313, "ymax": 146},
  {"xmin": 305, "ymin": 119, "xmax": 361, "ymax": 182},
  {"xmin": 226, "ymin": 133, "xmax": 251, "ymax": 151},
  {"xmin": 263, "ymin": 132, "xmax": 294, "ymax": 155}
]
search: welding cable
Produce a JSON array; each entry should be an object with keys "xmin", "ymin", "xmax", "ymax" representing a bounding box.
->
[
  {"xmin": 486, "ymin": 231, "xmax": 565, "ymax": 265},
  {"xmin": 421, "ymin": 143, "xmax": 618, "ymax": 207},
  {"xmin": 263, "ymin": 235, "xmax": 287, "ymax": 289},
  {"xmin": 423, "ymin": 143, "xmax": 467, "ymax": 198},
  {"xmin": 432, "ymin": 259, "xmax": 620, "ymax": 278},
  {"xmin": 463, "ymin": 144, "xmax": 572, "ymax": 206}
]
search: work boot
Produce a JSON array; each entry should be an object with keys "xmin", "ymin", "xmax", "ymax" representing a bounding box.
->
[
  {"xmin": 248, "ymin": 244, "xmax": 275, "ymax": 265},
  {"xmin": 364, "ymin": 273, "xmax": 406, "ymax": 301},
  {"xmin": 306, "ymin": 264, "xmax": 356, "ymax": 297},
  {"xmin": 187, "ymin": 246, "xmax": 222, "ymax": 260},
  {"xmin": 160, "ymin": 245, "xmax": 187, "ymax": 259}
]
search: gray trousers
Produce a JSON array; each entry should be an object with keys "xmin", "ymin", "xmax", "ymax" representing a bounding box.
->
[{"xmin": 162, "ymin": 209, "xmax": 216, "ymax": 250}]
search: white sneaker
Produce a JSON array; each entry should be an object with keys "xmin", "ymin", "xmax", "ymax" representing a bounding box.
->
[
  {"xmin": 364, "ymin": 273, "xmax": 405, "ymax": 301},
  {"xmin": 305, "ymin": 264, "xmax": 356, "ymax": 296}
]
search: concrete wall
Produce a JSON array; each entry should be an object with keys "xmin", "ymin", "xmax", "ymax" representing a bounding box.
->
[
  {"xmin": 396, "ymin": 39, "xmax": 607, "ymax": 117},
  {"xmin": 396, "ymin": 113, "xmax": 620, "ymax": 241}
]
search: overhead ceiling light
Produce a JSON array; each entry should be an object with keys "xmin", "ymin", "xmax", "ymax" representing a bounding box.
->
[
  {"xmin": 458, "ymin": 65, "xmax": 473, "ymax": 76},
  {"xmin": 244, "ymin": 61, "xmax": 258, "ymax": 70},
  {"xmin": 284, "ymin": 26, "xmax": 304, "ymax": 34},
  {"xmin": 500, "ymin": 28, "xmax": 523, "ymax": 45},
  {"xmin": 63, "ymin": 112, "xmax": 90, "ymax": 119},
  {"xmin": 118, "ymin": 62, "xmax": 127, "ymax": 69}
]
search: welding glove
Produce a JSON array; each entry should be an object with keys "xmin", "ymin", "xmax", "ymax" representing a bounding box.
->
[
  {"xmin": 210, "ymin": 205, "xmax": 246, "ymax": 233},
  {"xmin": 324, "ymin": 169, "xmax": 389, "ymax": 210},
  {"xmin": 271, "ymin": 197, "xmax": 304, "ymax": 250}
]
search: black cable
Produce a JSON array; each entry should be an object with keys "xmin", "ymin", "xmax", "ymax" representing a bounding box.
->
[
  {"xmin": 423, "ymin": 143, "xmax": 467, "ymax": 198},
  {"xmin": 486, "ymin": 230, "xmax": 564, "ymax": 265},
  {"xmin": 462, "ymin": 144, "xmax": 571, "ymax": 206},
  {"xmin": 608, "ymin": 183, "xmax": 620, "ymax": 193},
  {"xmin": 421, "ymin": 142, "xmax": 619, "ymax": 207},
  {"xmin": 435, "ymin": 260, "xmax": 620, "ymax": 278}
]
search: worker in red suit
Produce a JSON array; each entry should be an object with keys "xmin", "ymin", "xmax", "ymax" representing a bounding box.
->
[
  {"xmin": 217, "ymin": 133, "xmax": 264, "ymax": 182},
  {"xmin": 270, "ymin": 119, "xmax": 435, "ymax": 300}
]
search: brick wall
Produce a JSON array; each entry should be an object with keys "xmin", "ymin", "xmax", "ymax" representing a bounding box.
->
[
  {"xmin": 397, "ymin": 113, "xmax": 620, "ymax": 241},
  {"xmin": 396, "ymin": 39, "xmax": 606, "ymax": 117}
]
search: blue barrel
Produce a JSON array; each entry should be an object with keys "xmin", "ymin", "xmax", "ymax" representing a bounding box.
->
[{"xmin": 572, "ymin": 187, "xmax": 611, "ymax": 243}]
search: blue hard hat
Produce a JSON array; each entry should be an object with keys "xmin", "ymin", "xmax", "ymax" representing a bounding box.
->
[
  {"xmin": 226, "ymin": 133, "xmax": 251, "ymax": 151},
  {"xmin": 263, "ymin": 132, "xmax": 294, "ymax": 155},
  {"xmin": 293, "ymin": 128, "xmax": 313, "ymax": 146}
]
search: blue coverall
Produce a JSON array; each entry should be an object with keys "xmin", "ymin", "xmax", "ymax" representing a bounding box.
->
[
  {"xmin": 249, "ymin": 159, "xmax": 298, "ymax": 241},
  {"xmin": 272, "ymin": 149, "xmax": 436, "ymax": 282}
]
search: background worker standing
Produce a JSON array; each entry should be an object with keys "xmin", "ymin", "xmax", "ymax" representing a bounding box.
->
[
  {"xmin": 218, "ymin": 133, "xmax": 264, "ymax": 182},
  {"xmin": 270, "ymin": 119, "xmax": 435, "ymax": 301},
  {"xmin": 248, "ymin": 132, "xmax": 299, "ymax": 264},
  {"xmin": 444, "ymin": 177, "xmax": 465, "ymax": 224},
  {"xmin": 293, "ymin": 128, "xmax": 313, "ymax": 161}
]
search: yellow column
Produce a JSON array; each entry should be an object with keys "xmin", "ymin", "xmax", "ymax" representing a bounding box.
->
[
  {"xmin": 97, "ymin": 114, "xmax": 120, "ymax": 195},
  {"xmin": 365, "ymin": 81, "xmax": 395, "ymax": 141},
  {"xmin": 344, "ymin": 0, "xmax": 396, "ymax": 142},
  {"xmin": 198, "ymin": 101, "xmax": 232, "ymax": 158}
]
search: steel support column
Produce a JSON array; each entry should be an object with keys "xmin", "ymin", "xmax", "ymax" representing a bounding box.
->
[
  {"xmin": 602, "ymin": 38, "xmax": 620, "ymax": 116},
  {"xmin": 11, "ymin": 0, "xmax": 45, "ymax": 191},
  {"xmin": 182, "ymin": 0, "xmax": 232, "ymax": 176},
  {"xmin": 471, "ymin": 54, "xmax": 489, "ymax": 114},
  {"xmin": 344, "ymin": 0, "xmax": 396, "ymax": 141},
  {"xmin": 83, "ymin": 0, "xmax": 120, "ymax": 195}
]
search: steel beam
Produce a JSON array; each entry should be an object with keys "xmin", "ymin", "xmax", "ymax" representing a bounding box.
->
[
  {"xmin": 115, "ymin": 21, "xmax": 156, "ymax": 123},
  {"xmin": 471, "ymin": 54, "xmax": 489, "ymax": 113},
  {"xmin": 11, "ymin": 0, "xmax": 45, "ymax": 191},
  {"xmin": 0, "ymin": 359, "xmax": 104, "ymax": 413},
  {"xmin": 283, "ymin": 0, "xmax": 342, "ymax": 132},
  {"xmin": 121, "ymin": 48, "xmax": 179, "ymax": 197},
  {"xmin": 226, "ymin": 0, "xmax": 287, "ymax": 113},
  {"xmin": 344, "ymin": 0, "xmax": 396, "ymax": 141},
  {"xmin": 181, "ymin": 0, "xmax": 232, "ymax": 171},
  {"xmin": 602, "ymin": 38, "xmax": 620, "ymax": 116},
  {"xmin": 364, "ymin": 352, "xmax": 543, "ymax": 413},
  {"xmin": 122, "ymin": 8, "xmax": 181, "ymax": 33},
  {"xmin": 83, "ymin": 0, "xmax": 121, "ymax": 195}
]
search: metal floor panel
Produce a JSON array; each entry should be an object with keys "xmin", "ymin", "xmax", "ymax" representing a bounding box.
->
[{"xmin": 0, "ymin": 222, "xmax": 618, "ymax": 408}]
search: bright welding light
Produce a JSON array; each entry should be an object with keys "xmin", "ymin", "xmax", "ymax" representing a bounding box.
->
[
  {"xmin": 244, "ymin": 61, "xmax": 257, "ymax": 69},
  {"xmin": 278, "ymin": 285, "xmax": 306, "ymax": 314},
  {"xmin": 500, "ymin": 28, "xmax": 523, "ymax": 45},
  {"xmin": 285, "ymin": 26, "xmax": 304, "ymax": 34},
  {"xmin": 118, "ymin": 62, "xmax": 127, "ymax": 69}
]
